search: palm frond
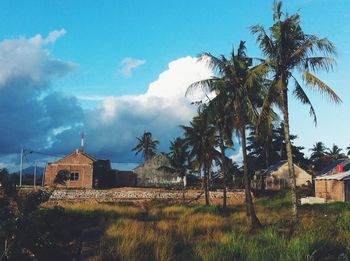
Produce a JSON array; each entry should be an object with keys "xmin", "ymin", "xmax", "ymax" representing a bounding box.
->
[
  {"xmin": 292, "ymin": 77, "xmax": 317, "ymax": 125},
  {"xmin": 303, "ymin": 71, "xmax": 342, "ymax": 103}
]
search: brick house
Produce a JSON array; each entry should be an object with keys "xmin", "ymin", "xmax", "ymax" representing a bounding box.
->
[
  {"xmin": 316, "ymin": 157, "xmax": 350, "ymax": 176},
  {"xmin": 44, "ymin": 150, "xmax": 112, "ymax": 188},
  {"xmin": 315, "ymin": 171, "xmax": 350, "ymax": 202}
]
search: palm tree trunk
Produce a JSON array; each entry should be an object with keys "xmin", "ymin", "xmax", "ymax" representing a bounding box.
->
[
  {"xmin": 219, "ymin": 128, "xmax": 227, "ymax": 210},
  {"xmin": 206, "ymin": 164, "xmax": 211, "ymax": 205},
  {"xmin": 203, "ymin": 163, "xmax": 210, "ymax": 206},
  {"xmin": 281, "ymin": 90, "xmax": 299, "ymax": 229},
  {"xmin": 181, "ymin": 176, "xmax": 185, "ymax": 202},
  {"xmin": 242, "ymin": 126, "xmax": 261, "ymax": 229}
]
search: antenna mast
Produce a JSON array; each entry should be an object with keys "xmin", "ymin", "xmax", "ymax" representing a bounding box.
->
[{"xmin": 80, "ymin": 131, "xmax": 84, "ymax": 152}]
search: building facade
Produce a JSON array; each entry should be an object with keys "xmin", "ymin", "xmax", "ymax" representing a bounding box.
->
[
  {"xmin": 133, "ymin": 153, "xmax": 182, "ymax": 187},
  {"xmin": 315, "ymin": 171, "xmax": 350, "ymax": 202},
  {"xmin": 253, "ymin": 161, "xmax": 312, "ymax": 190},
  {"xmin": 44, "ymin": 150, "xmax": 112, "ymax": 188}
]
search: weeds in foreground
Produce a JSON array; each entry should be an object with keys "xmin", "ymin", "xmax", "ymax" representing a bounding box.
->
[{"xmin": 39, "ymin": 195, "xmax": 350, "ymax": 261}]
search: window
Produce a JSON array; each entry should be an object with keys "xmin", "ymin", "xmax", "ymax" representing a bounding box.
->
[{"xmin": 70, "ymin": 172, "xmax": 79, "ymax": 181}]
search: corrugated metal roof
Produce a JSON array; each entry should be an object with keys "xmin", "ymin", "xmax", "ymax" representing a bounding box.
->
[
  {"xmin": 261, "ymin": 160, "xmax": 288, "ymax": 176},
  {"xmin": 315, "ymin": 171, "xmax": 350, "ymax": 180},
  {"xmin": 317, "ymin": 158, "xmax": 350, "ymax": 176}
]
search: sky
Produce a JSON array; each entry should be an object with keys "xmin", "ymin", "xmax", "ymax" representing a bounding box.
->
[{"xmin": 0, "ymin": 0, "xmax": 349, "ymax": 171}]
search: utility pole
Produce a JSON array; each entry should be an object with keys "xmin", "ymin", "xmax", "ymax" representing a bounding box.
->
[
  {"xmin": 41, "ymin": 163, "xmax": 46, "ymax": 186},
  {"xmin": 34, "ymin": 160, "xmax": 37, "ymax": 189},
  {"xmin": 19, "ymin": 147, "xmax": 24, "ymax": 187}
]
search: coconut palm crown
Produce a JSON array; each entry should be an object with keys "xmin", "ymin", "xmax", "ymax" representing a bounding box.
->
[
  {"xmin": 251, "ymin": 0, "xmax": 341, "ymax": 228},
  {"xmin": 132, "ymin": 131, "xmax": 159, "ymax": 162}
]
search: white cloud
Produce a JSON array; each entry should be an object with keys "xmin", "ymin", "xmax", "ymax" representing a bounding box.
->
[
  {"xmin": 0, "ymin": 29, "xmax": 75, "ymax": 87},
  {"xmin": 29, "ymin": 29, "xmax": 66, "ymax": 46},
  {"xmin": 51, "ymin": 56, "xmax": 215, "ymax": 162},
  {"xmin": 119, "ymin": 57, "xmax": 145, "ymax": 77},
  {"xmin": 0, "ymin": 31, "xmax": 81, "ymax": 157}
]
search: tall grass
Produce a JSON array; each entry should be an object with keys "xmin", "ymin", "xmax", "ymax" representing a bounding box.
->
[{"xmin": 46, "ymin": 195, "xmax": 350, "ymax": 261}]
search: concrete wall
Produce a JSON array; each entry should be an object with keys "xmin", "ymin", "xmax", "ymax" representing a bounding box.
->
[
  {"xmin": 315, "ymin": 179, "xmax": 345, "ymax": 202},
  {"xmin": 134, "ymin": 154, "xmax": 181, "ymax": 187},
  {"xmin": 316, "ymin": 179, "xmax": 345, "ymax": 201}
]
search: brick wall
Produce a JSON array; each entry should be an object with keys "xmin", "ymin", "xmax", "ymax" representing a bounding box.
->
[
  {"xmin": 44, "ymin": 151, "xmax": 95, "ymax": 188},
  {"xmin": 315, "ymin": 179, "xmax": 344, "ymax": 201}
]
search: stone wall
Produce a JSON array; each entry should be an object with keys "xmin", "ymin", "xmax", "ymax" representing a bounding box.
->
[{"xmin": 48, "ymin": 188, "xmax": 247, "ymax": 205}]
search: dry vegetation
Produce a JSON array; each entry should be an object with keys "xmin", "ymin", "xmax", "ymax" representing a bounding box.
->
[{"xmin": 56, "ymin": 191, "xmax": 350, "ymax": 261}]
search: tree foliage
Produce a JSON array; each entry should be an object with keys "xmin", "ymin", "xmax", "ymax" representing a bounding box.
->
[{"xmin": 132, "ymin": 131, "xmax": 159, "ymax": 162}]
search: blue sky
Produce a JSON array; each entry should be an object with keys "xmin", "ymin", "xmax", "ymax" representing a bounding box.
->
[{"xmin": 0, "ymin": 0, "xmax": 349, "ymax": 171}]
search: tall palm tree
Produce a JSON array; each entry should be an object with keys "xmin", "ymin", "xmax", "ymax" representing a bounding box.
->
[
  {"xmin": 132, "ymin": 131, "xmax": 159, "ymax": 162},
  {"xmin": 168, "ymin": 137, "xmax": 189, "ymax": 200},
  {"xmin": 326, "ymin": 144, "xmax": 345, "ymax": 161},
  {"xmin": 199, "ymin": 94, "xmax": 234, "ymax": 210},
  {"xmin": 251, "ymin": 1, "xmax": 341, "ymax": 228},
  {"xmin": 187, "ymin": 41, "xmax": 262, "ymax": 228},
  {"xmin": 181, "ymin": 111, "xmax": 218, "ymax": 205}
]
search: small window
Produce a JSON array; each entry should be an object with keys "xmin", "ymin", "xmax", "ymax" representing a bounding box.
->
[{"xmin": 70, "ymin": 172, "xmax": 79, "ymax": 181}]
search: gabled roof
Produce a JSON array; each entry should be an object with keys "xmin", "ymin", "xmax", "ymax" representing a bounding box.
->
[
  {"xmin": 54, "ymin": 150, "xmax": 97, "ymax": 164},
  {"xmin": 261, "ymin": 160, "xmax": 288, "ymax": 176},
  {"xmin": 317, "ymin": 158, "xmax": 350, "ymax": 176},
  {"xmin": 315, "ymin": 171, "xmax": 350, "ymax": 181}
]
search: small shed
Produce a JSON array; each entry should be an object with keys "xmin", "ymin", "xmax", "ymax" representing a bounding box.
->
[
  {"xmin": 254, "ymin": 161, "xmax": 312, "ymax": 190},
  {"xmin": 315, "ymin": 171, "xmax": 350, "ymax": 202}
]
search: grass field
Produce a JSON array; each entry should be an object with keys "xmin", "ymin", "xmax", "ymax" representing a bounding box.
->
[{"xmin": 54, "ymin": 191, "xmax": 350, "ymax": 261}]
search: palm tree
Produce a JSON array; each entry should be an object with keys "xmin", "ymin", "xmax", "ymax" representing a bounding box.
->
[
  {"xmin": 187, "ymin": 41, "xmax": 262, "ymax": 228},
  {"xmin": 168, "ymin": 137, "xmax": 189, "ymax": 200},
  {"xmin": 132, "ymin": 131, "xmax": 159, "ymax": 162},
  {"xmin": 326, "ymin": 144, "xmax": 345, "ymax": 161},
  {"xmin": 200, "ymin": 94, "xmax": 234, "ymax": 210},
  {"xmin": 310, "ymin": 142, "xmax": 327, "ymax": 161},
  {"xmin": 181, "ymin": 111, "xmax": 218, "ymax": 205},
  {"xmin": 251, "ymin": 1, "xmax": 341, "ymax": 228}
]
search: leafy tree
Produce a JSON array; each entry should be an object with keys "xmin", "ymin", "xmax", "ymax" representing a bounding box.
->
[
  {"xmin": 247, "ymin": 122, "xmax": 309, "ymax": 174},
  {"xmin": 310, "ymin": 142, "xmax": 327, "ymax": 161},
  {"xmin": 200, "ymin": 95, "xmax": 234, "ymax": 210},
  {"xmin": 181, "ymin": 111, "xmax": 218, "ymax": 205},
  {"xmin": 132, "ymin": 131, "xmax": 159, "ymax": 162},
  {"xmin": 0, "ymin": 168, "xmax": 52, "ymax": 260},
  {"xmin": 187, "ymin": 41, "xmax": 262, "ymax": 228},
  {"xmin": 309, "ymin": 142, "xmax": 329, "ymax": 172},
  {"xmin": 326, "ymin": 144, "xmax": 345, "ymax": 161},
  {"xmin": 251, "ymin": 0, "xmax": 340, "ymax": 227},
  {"xmin": 162, "ymin": 137, "xmax": 190, "ymax": 200},
  {"xmin": 53, "ymin": 169, "xmax": 70, "ymax": 186}
]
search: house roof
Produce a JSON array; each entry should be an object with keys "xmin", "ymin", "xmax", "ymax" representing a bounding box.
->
[
  {"xmin": 261, "ymin": 160, "xmax": 288, "ymax": 176},
  {"xmin": 315, "ymin": 171, "xmax": 350, "ymax": 181},
  {"xmin": 54, "ymin": 150, "xmax": 97, "ymax": 164},
  {"xmin": 317, "ymin": 158, "xmax": 350, "ymax": 176}
]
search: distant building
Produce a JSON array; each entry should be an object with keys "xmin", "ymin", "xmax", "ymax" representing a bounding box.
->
[
  {"xmin": 253, "ymin": 160, "xmax": 312, "ymax": 190},
  {"xmin": 316, "ymin": 158, "xmax": 350, "ymax": 176},
  {"xmin": 133, "ymin": 153, "xmax": 182, "ymax": 187},
  {"xmin": 44, "ymin": 150, "xmax": 112, "ymax": 188},
  {"xmin": 315, "ymin": 171, "xmax": 350, "ymax": 202},
  {"xmin": 112, "ymin": 170, "xmax": 137, "ymax": 187}
]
